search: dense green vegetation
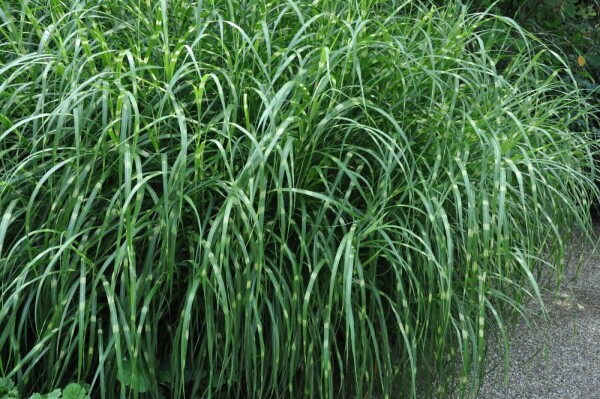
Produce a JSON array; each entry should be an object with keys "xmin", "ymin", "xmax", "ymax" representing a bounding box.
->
[
  {"xmin": 1, "ymin": 0, "xmax": 598, "ymax": 397},
  {"xmin": 1, "ymin": 378, "xmax": 89, "ymax": 399},
  {"xmin": 473, "ymin": 0, "xmax": 600, "ymax": 83}
]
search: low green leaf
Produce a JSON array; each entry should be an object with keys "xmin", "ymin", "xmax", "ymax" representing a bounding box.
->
[
  {"xmin": 117, "ymin": 360, "xmax": 152, "ymax": 393},
  {"xmin": 563, "ymin": 3, "xmax": 576, "ymax": 18},
  {"xmin": 62, "ymin": 384, "xmax": 89, "ymax": 399},
  {"xmin": 0, "ymin": 378, "xmax": 19, "ymax": 399}
]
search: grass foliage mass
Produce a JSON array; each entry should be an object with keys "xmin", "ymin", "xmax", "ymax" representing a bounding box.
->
[{"xmin": 0, "ymin": 0, "xmax": 598, "ymax": 397}]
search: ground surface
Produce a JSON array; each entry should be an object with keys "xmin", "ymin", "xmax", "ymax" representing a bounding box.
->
[{"xmin": 477, "ymin": 223, "xmax": 600, "ymax": 399}]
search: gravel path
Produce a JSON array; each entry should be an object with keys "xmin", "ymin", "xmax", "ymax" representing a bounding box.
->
[{"xmin": 477, "ymin": 223, "xmax": 600, "ymax": 399}]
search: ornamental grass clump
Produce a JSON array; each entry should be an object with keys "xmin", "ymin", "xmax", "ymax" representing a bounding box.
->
[{"xmin": 0, "ymin": 0, "xmax": 598, "ymax": 397}]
